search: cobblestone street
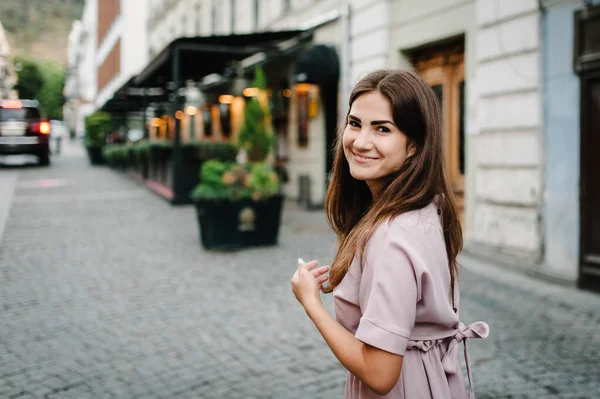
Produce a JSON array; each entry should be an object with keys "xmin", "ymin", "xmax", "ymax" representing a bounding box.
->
[{"xmin": 0, "ymin": 142, "xmax": 599, "ymax": 399}]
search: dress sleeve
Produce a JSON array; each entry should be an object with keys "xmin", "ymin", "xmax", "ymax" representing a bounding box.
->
[{"xmin": 354, "ymin": 225, "xmax": 419, "ymax": 356}]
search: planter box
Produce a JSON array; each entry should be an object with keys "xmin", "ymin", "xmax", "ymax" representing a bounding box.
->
[
  {"xmin": 194, "ymin": 195, "xmax": 284, "ymax": 250},
  {"xmin": 86, "ymin": 146, "xmax": 104, "ymax": 165}
]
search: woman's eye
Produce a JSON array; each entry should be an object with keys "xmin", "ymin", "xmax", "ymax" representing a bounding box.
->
[
  {"xmin": 377, "ymin": 126, "xmax": 391, "ymax": 133},
  {"xmin": 349, "ymin": 121, "xmax": 360, "ymax": 128}
]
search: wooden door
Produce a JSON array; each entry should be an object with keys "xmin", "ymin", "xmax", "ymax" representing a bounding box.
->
[
  {"xmin": 413, "ymin": 42, "xmax": 466, "ymax": 223},
  {"xmin": 579, "ymin": 72, "xmax": 600, "ymax": 290}
]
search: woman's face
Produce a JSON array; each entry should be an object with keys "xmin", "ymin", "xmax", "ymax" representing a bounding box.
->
[{"xmin": 342, "ymin": 91, "xmax": 412, "ymax": 195}]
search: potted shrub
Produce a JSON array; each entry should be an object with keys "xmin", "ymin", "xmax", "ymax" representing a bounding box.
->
[
  {"xmin": 131, "ymin": 141, "xmax": 151, "ymax": 179},
  {"xmin": 191, "ymin": 160, "xmax": 282, "ymax": 250},
  {"xmin": 103, "ymin": 144, "xmax": 130, "ymax": 170},
  {"xmin": 191, "ymin": 66, "xmax": 284, "ymax": 250},
  {"xmin": 84, "ymin": 111, "xmax": 111, "ymax": 165},
  {"xmin": 147, "ymin": 140, "xmax": 172, "ymax": 185},
  {"xmin": 177, "ymin": 140, "xmax": 239, "ymax": 205}
]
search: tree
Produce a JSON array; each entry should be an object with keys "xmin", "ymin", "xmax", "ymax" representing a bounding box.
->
[
  {"xmin": 37, "ymin": 60, "xmax": 66, "ymax": 120},
  {"xmin": 12, "ymin": 54, "xmax": 66, "ymax": 120},
  {"xmin": 237, "ymin": 66, "xmax": 275, "ymax": 163},
  {"xmin": 13, "ymin": 55, "xmax": 44, "ymax": 100}
]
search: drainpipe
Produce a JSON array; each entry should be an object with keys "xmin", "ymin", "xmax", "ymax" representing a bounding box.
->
[{"xmin": 340, "ymin": 0, "xmax": 351, "ymax": 115}]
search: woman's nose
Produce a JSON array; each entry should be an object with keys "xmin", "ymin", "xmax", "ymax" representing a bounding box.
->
[{"xmin": 353, "ymin": 129, "xmax": 372, "ymax": 150}]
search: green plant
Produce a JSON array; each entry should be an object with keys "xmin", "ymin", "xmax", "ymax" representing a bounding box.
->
[
  {"xmin": 13, "ymin": 54, "xmax": 66, "ymax": 119},
  {"xmin": 13, "ymin": 55, "xmax": 43, "ymax": 100},
  {"xmin": 191, "ymin": 160, "xmax": 280, "ymax": 202},
  {"xmin": 197, "ymin": 141, "xmax": 239, "ymax": 161},
  {"xmin": 131, "ymin": 141, "xmax": 151, "ymax": 162},
  {"xmin": 37, "ymin": 59, "xmax": 65, "ymax": 120},
  {"xmin": 103, "ymin": 144, "xmax": 130, "ymax": 167},
  {"xmin": 237, "ymin": 66, "xmax": 275, "ymax": 162},
  {"xmin": 84, "ymin": 111, "xmax": 111, "ymax": 148}
]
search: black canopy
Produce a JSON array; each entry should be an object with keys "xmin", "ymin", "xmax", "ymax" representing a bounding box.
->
[
  {"xmin": 135, "ymin": 30, "xmax": 313, "ymax": 88},
  {"xmin": 293, "ymin": 44, "xmax": 340, "ymax": 86}
]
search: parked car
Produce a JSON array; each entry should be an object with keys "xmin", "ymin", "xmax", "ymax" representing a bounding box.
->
[{"xmin": 0, "ymin": 99, "xmax": 51, "ymax": 165}]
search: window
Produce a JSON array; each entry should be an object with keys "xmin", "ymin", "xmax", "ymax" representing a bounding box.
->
[{"xmin": 0, "ymin": 107, "xmax": 41, "ymax": 121}]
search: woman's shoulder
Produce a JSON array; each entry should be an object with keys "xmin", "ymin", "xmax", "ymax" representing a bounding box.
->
[{"xmin": 385, "ymin": 199, "xmax": 442, "ymax": 237}]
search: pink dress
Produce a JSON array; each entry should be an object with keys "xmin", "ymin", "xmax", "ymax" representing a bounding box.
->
[{"xmin": 333, "ymin": 199, "xmax": 489, "ymax": 398}]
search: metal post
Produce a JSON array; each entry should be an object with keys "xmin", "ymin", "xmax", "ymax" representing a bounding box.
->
[
  {"xmin": 171, "ymin": 47, "xmax": 185, "ymax": 204},
  {"xmin": 142, "ymin": 91, "xmax": 149, "ymax": 140}
]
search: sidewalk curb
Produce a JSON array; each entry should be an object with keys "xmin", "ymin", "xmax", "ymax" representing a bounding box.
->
[
  {"xmin": 459, "ymin": 251, "xmax": 600, "ymax": 313},
  {"xmin": 0, "ymin": 171, "xmax": 18, "ymax": 245}
]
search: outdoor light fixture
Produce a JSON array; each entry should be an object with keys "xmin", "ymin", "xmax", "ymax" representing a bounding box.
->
[
  {"xmin": 283, "ymin": 89, "xmax": 292, "ymax": 97},
  {"xmin": 294, "ymin": 83, "xmax": 314, "ymax": 94},
  {"xmin": 219, "ymin": 95, "xmax": 234, "ymax": 104},
  {"xmin": 185, "ymin": 105, "xmax": 197, "ymax": 115},
  {"xmin": 243, "ymin": 87, "xmax": 260, "ymax": 97},
  {"xmin": 175, "ymin": 110, "xmax": 184, "ymax": 120}
]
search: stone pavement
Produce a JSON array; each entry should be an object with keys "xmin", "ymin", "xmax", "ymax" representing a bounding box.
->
[{"xmin": 0, "ymin": 141, "xmax": 599, "ymax": 399}]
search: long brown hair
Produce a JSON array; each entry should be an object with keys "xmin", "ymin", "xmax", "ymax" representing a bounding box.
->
[{"xmin": 323, "ymin": 69, "xmax": 463, "ymax": 302}]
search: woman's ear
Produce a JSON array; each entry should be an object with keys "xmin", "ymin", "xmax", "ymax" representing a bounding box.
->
[{"xmin": 406, "ymin": 142, "xmax": 417, "ymax": 158}]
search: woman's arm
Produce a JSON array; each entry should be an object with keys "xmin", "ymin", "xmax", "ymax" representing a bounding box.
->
[
  {"xmin": 304, "ymin": 298, "xmax": 403, "ymax": 396},
  {"xmin": 291, "ymin": 261, "xmax": 403, "ymax": 396}
]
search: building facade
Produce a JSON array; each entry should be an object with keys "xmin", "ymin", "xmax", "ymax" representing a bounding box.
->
[
  {"xmin": 0, "ymin": 20, "xmax": 16, "ymax": 99},
  {"xmin": 144, "ymin": 0, "xmax": 343, "ymax": 206},
  {"xmin": 88, "ymin": 0, "xmax": 599, "ymax": 289},
  {"xmin": 64, "ymin": 0, "xmax": 99, "ymax": 138}
]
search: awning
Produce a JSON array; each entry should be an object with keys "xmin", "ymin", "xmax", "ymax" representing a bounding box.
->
[
  {"xmin": 134, "ymin": 30, "xmax": 314, "ymax": 88},
  {"xmin": 99, "ymin": 30, "xmax": 316, "ymax": 113},
  {"xmin": 293, "ymin": 44, "xmax": 340, "ymax": 86},
  {"xmin": 99, "ymin": 76, "xmax": 168, "ymax": 113}
]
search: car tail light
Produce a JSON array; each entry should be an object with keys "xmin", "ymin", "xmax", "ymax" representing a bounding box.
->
[{"xmin": 31, "ymin": 122, "xmax": 51, "ymax": 135}]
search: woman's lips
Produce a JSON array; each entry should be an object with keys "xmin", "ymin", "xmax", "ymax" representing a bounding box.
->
[{"xmin": 352, "ymin": 151, "xmax": 378, "ymax": 164}]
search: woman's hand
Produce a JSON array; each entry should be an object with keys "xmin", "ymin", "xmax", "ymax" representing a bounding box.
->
[{"xmin": 290, "ymin": 260, "xmax": 329, "ymax": 309}]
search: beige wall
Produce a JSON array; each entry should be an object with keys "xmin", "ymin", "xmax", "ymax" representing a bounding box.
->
[{"xmin": 470, "ymin": 0, "xmax": 543, "ymax": 261}]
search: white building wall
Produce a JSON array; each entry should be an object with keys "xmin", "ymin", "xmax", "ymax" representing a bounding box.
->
[
  {"xmin": 471, "ymin": 0, "xmax": 543, "ymax": 261},
  {"xmin": 96, "ymin": 0, "xmax": 149, "ymax": 109},
  {"xmin": 81, "ymin": 0, "xmax": 98, "ymax": 105},
  {"xmin": 148, "ymin": 0, "xmax": 203, "ymax": 59},
  {"xmin": 63, "ymin": 20, "xmax": 83, "ymax": 133},
  {"xmin": 63, "ymin": 0, "xmax": 98, "ymax": 137},
  {"xmin": 0, "ymin": 20, "xmax": 16, "ymax": 99},
  {"xmin": 349, "ymin": 0, "xmax": 391, "ymax": 86},
  {"xmin": 122, "ymin": 0, "xmax": 149, "ymax": 80}
]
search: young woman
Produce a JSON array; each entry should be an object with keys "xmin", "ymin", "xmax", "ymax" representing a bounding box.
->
[{"xmin": 291, "ymin": 69, "xmax": 489, "ymax": 398}]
